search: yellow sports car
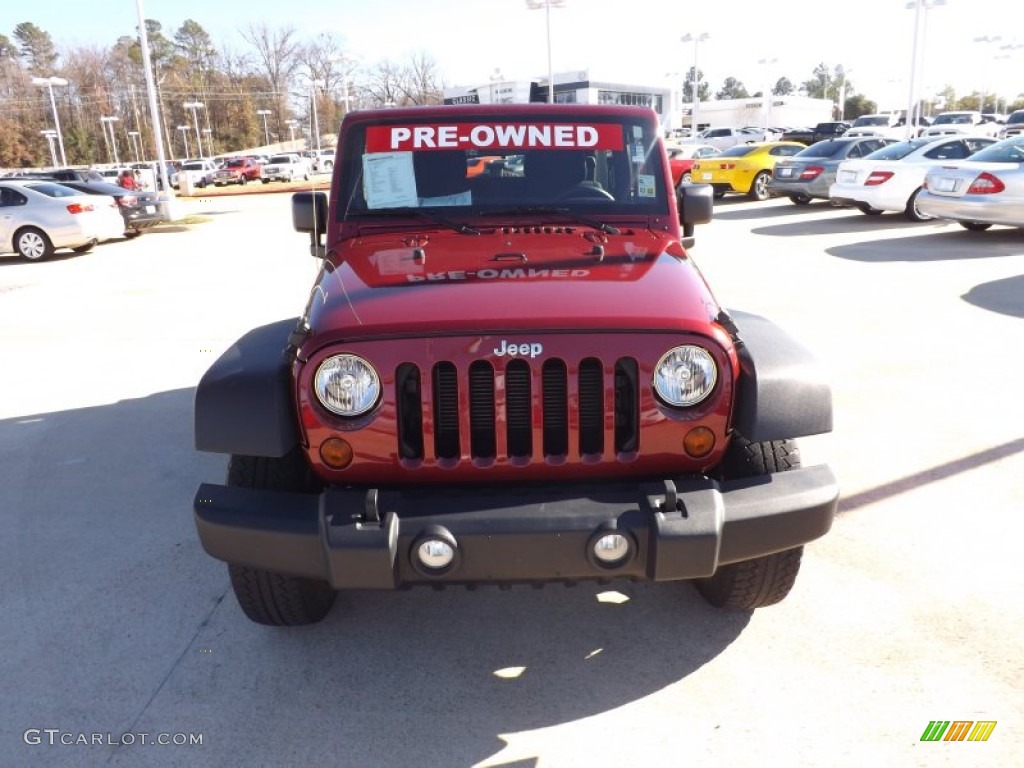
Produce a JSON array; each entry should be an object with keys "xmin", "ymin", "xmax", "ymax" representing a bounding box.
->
[{"xmin": 692, "ymin": 141, "xmax": 805, "ymax": 200}]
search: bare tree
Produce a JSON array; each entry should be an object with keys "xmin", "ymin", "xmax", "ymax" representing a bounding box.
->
[{"xmin": 240, "ymin": 22, "xmax": 302, "ymax": 141}]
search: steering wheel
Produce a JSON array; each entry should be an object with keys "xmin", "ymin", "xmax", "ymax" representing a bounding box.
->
[{"xmin": 554, "ymin": 183, "xmax": 615, "ymax": 202}]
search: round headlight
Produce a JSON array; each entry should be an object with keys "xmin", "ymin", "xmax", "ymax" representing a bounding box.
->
[
  {"xmin": 314, "ymin": 354, "xmax": 380, "ymax": 417},
  {"xmin": 653, "ymin": 345, "xmax": 717, "ymax": 407}
]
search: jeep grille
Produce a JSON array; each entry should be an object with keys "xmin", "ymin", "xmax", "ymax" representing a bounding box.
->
[{"xmin": 395, "ymin": 357, "xmax": 640, "ymax": 464}]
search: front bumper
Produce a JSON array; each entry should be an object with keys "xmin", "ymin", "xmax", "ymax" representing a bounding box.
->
[{"xmin": 193, "ymin": 465, "xmax": 838, "ymax": 588}]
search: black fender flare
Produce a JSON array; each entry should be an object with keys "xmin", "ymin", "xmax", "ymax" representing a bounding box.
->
[
  {"xmin": 194, "ymin": 318, "xmax": 302, "ymax": 457},
  {"xmin": 727, "ymin": 310, "xmax": 833, "ymax": 442}
]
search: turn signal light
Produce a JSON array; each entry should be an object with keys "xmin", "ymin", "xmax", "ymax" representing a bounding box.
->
[
  {"xmin": 800, "ymin": 166, "xmax": 823, "ymax": 180},
  {"xmin": 683, "ymin": 427, "xmax": 715, "ymax": 458},
  {"xmin": 320, "ymin": 438, "xmax": 353, "ymax": 469},
  {"xmin": 65, "ymin": 203, "xmax": 94, "ymax": 214},
  {"xmin": 967, "ymin": 172, "xmax": 1005, "ymax": 194}
]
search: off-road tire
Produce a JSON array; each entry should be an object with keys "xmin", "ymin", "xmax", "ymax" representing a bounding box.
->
[
  {"xmin": 697, "ymin": 436, "xmax": 804, "ymax": 609},
  {"xmin": 749, "ymin": 171, "xmax": 771, "ymax": 201},
  {"xmin": 225, "ymin": 451, "xmax": 335, "ymax": 626},
  {"xmin": 959, "ymin": 221, "xmax": 991, "ymax": 231}
]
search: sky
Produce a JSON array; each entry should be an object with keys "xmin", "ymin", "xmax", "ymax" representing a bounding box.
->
[{"xmin": 3, "ymin": 0, "xmax": 1020, "ymax": 110}]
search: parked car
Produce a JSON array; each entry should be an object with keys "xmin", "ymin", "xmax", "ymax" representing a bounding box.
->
[
  {"xmin": 50, "ymin": 179, "xmax": 165, "ymax": 237},
  {"xmin": 174, "ymin": 159, "xmax": 218, "ymax": 189},
  {"xmin": 0, "ymin": 179, "xmax": 124, "ymax": 260},
  {"xmin": 214, "ymin": 156, "xmax": 262, "ymax": 186},
  {"xmin": 780, "ymin": 122, "xmax": 851, "ymax": 145},
  {"xmin": 829, "ymin": 135, "xmax": 997, "ymax": 220},
  {"xmin": 768, "ymin": 136, "xmax": 896, "ymax": 205},
  {"xmin": 668, "ymin": 144, "xmax": 720, "ymax": 185},
  {"xmin": 261, "ymin": 153, "xmax": 311, "ymax": 183},
  {"xmin": 998, "ymin": 110, "xmax": 1024, "ymax": 139},
  {"xmin": 33, "ymin": 168, "xmax": 106, "ymax": 183},
  {"xmin": 689, "ymin": 127, "xmax": 758, "ymax": 150},
  {"xmin": 917, "ymin": 135, "xmax": 1024, "ymax": 230},
  {"xmin": 921, "ymin": 111, "xmax": 1000, "ymax": 138},
  {"xmin": 844, "ymin": 114, "xmax": 903, "ymax": 139},
  {"xmin": 692, "ymin": 141, "xmax": 804, "ymax": 200},
  {"xmin": 310, "ymin": 149, "xmax": 335, "ymax": 173}
]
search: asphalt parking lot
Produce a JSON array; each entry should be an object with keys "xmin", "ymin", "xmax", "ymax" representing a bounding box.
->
[{"xmin": 1, "ymin": 192, "xmax": 1021, "ymax": 767}]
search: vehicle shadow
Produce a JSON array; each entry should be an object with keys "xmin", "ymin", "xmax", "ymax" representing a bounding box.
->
[
  {"xmin": 713, "ymin": 199, "xmax": 833, "ymax": 221},
  {"xmin": 0, "ymin": 250, "xmax": 82, "ymax": 267},
  {"xmin": 752, "ymin": 210, "xmax": 932, "ymax": 237},
  {"xmin": 962, "ymin": 273, "xmax": 1024, "ymax": 317},
  {"xmin": 827, "ymin": 226, "xmax": 1024, "ymax": 262},
  {"xmin": 0, "ymin": 387, "xmax": 752, "ymax": 768}
]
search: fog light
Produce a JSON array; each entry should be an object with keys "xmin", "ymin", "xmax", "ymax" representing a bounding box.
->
[
  {"xmin": 593, "ymin": 533, "xmax": 629, "ymax": 564},
  {"xmin": 320, "ymin": 438, "xmax": 353, "ymax": 469},
  {"xmin": 417, "ymin": 539, "xmax": 455, "ymax": 570},
  {"xmin": 683, "ymin": 427, "xmax": 715, "ymax": 458}
]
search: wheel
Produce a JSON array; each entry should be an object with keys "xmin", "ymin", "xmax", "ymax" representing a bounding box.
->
[
  {"xmin": 239, "ymin": 176, "xmax": 247, "ymax": 186},
  {"xmin": 72, "ymin": 240, "xmax": 96, "ymax": 253},
  {"xmin": 696, "ymin": 437, "xmax": 804, "ymax": 609},
  {"xmin": 856, "ymin": 203, "xmax": 883, "ymax": 216},
  {"xmin": 262, "ymin": 179, "xmax": 269, "ymax": 184},
  {"xmin": 748, "ymin": 171, "xmax": 771, "ymax": 201},
  {"xmin": 14, "ymin": 227, "xmax": 53, "ymax": 261},
  {"xmin": 124, "ymin": 230, "xmax": 143, "ymax": 239},
  {"xmin": 302, "ymin": 172, "xmax": 309, "ymax": 181},
  {"xmin": 681, "ymin": 172, "xmax": 692, "ymax": 184},
  {"xmin": 959, "ymin": 221, "xmax": 991, "ymax": 231},
  {"xmin": 790, "ymin": 195, "xmax": 812, "ymax": 206},
  {"xmin": 197, "ymin": 179, "xmax": 207, "ymax": 189},
  {"xmin": 323, "ymin": 161, "xmax": 333, "ymax": 171},
  {"xmin": 904, "ymin": 187, "xmax": 933, "ymax": 221},
  {"xmin": 224, "ymin": 451, "xmax": 336, "ymax": 626}
]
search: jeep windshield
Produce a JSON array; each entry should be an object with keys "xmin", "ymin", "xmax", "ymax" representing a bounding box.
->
[{"xmin": 338, "ymin": 113, "xmax": 670, "ymax": 222}]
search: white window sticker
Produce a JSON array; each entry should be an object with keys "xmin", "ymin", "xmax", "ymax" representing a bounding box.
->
[
  {"xmin": 631, "ymin": 143, "xmax": 646, "ymax": 164},
  {"xmin": 363, "ymin": 151, "xmax": 418, "ymax": 208},
  {"xmin": 637, "ymin": 174, "xmax": 656, "ymax": 198},
  {"xmin": 419, "ymin": 191, "xmax": 473, "ymax": 207}
]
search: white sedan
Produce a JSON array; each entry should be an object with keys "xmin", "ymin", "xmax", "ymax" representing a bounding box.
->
[
  {"xmin": 829, "ymin": 136, "xmax": 996, "ymax": 220},
  {"xmin": 917, "ymin": 136, "xmax": 1024, "ymax": 230},
  {"xmin": 0, "ymin": 180, "xmax": 125, "ymax": 260}
]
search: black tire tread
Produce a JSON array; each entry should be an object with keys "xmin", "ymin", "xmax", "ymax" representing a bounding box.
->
[{"xmin": 225, "ymin": 452, "xmax": 334, "ymax": 626}]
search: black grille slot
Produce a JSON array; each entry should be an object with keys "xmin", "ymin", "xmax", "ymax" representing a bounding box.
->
[
  {"xmin": 614, "ymin": 358, "xmax": 639, "ymax": 453},
  {"xmin": 505, "ymin": 360, "xmax": 532, "ymax": 458},
  {"xmin": 432, "ymin": 362, "xmax": 460, "ymax": 459},
  {"xmin": 396, "ymin": 363, "xmax": 423, "ymax": 459},
  {"xmin": 578, "ymin": 357, "xmax": 604, "ymax": 455},
  {"xmin": 469, "ymin": 361, "xmax": 496, "ymax": 458},
  {"xmin": 542, "ymin": 359, "xmax": 568, "ymax": 456}
]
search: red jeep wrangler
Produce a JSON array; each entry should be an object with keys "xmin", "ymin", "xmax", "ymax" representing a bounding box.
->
[{"xmin": 193, "ymin": 104, "xmax": 838, "ymax": 625}]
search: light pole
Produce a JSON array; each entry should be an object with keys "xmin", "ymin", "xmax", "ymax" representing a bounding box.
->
[
  {"xmin": 101, "ymin": 115, "xmax": 120, "ymax": 164},
  {"xmin": 183, "ymin": 101, "xmax": 204, "ymax": 158},
  {"xmin": 973, "ymin": 36, "xmax": 1002, "ymax": 112},
  {"xmin": 256, "ymin": 109, "xmax": 272, "ymax": 147},
  {"xmin": 681, "ymin": 32, "xmax": 710, "ymax": 137},
  {"xmin": 758, "ymin": 57, "xmax": 778, "ymax": 132},
  {"xmin": 526, "ymin": 0, "xmax": 566, "ymax": 103},
  {"xmin": 202, "ymin": 127, "xmax": 213, "ymax": 158},
  {"xmin": 40, "ymin": 130, "xmax": 58, "ymax": 167},
  {"xmin": 177, "ymin": 125, "xmax": 190, "ymax": 159},
  {"xmin": 32, "ymin": 76, "xmax": 69, "ymax": 167},
  {"xmin": 127, "ymin": 130, "xmax": 141, "ymax": 162},
  {"xmin": 904, "ymin": 0, "xmax": 946, "ymax": 139},
  {"xmin": 310, "ymin": 81, "xmax": 323, "ymax": 155},
  {"xmin": 285, "ymin": 119, "xmax": 298, "ymax": 147}
]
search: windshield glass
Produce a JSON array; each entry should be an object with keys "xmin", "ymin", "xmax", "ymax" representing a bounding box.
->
[
  {"xmin": 1006, "ymin": 111, "xmax": 1024, "ymax": 125},
  {"xmin": 852, "ymin": 116, "xmax": 890, "ymax": 127},
  {"xmin": 798, "ymin": 140, "xmax": 847, "ymax": 158},
  {"xmin": 25, "ymin": 182, "xmax": 84, "ymax": 198},
  {"xmin": 967, "ymin": 136, "xmax": 1024, "ymax": 162},
  {"xmin": 269, "ymin": 155, "xmax": 292, "ymax": 163},
  {"xmin": 718, "ymin": 145, "xmax": 757, "ymax": 158},
  {"xmin": 339, "ymin": 113, "xmax": 669, "ymax": 218},
  {"xmin": 933, "ymin": 114, "xmax": 974, "ymax": 125},
  {"xmin": 865, "ymin": 139, "xmax": 930, "ymax": 161}
]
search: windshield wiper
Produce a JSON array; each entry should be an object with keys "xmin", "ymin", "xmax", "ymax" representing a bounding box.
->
[
  {"xmin": 483, "ymin": 206, "xmax": 621, "ymax": 235},
  {"xmin": 353, "ymin": 208, "xmax": 480, "ymax": 235}
]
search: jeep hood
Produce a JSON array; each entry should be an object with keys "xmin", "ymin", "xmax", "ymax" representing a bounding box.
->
[{"xmin": 302, "ymin": 229, "xmax": 721, "ymax": 344}]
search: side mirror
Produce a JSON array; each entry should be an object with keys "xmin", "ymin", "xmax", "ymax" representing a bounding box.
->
[
  {"xmin": 676, "ymin": 183, "xmax": 713, "ymax": 249},
  {"xmin": 292, "ymin": 191, "xmax": 328, "ymax": 258}
]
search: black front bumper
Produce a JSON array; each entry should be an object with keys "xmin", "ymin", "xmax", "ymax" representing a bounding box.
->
[{"xmin": 194, "ymin": 466, "xmax": 838, "ymax": 588}]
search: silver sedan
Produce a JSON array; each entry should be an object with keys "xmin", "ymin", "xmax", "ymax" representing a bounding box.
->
[
  {"xmin": 917, "ymin": 136, "xmax": 1024, "ymax": 230},
  {"xmin": 768, "ymin": 136, "xmax": 895, "ymax": 205}
]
